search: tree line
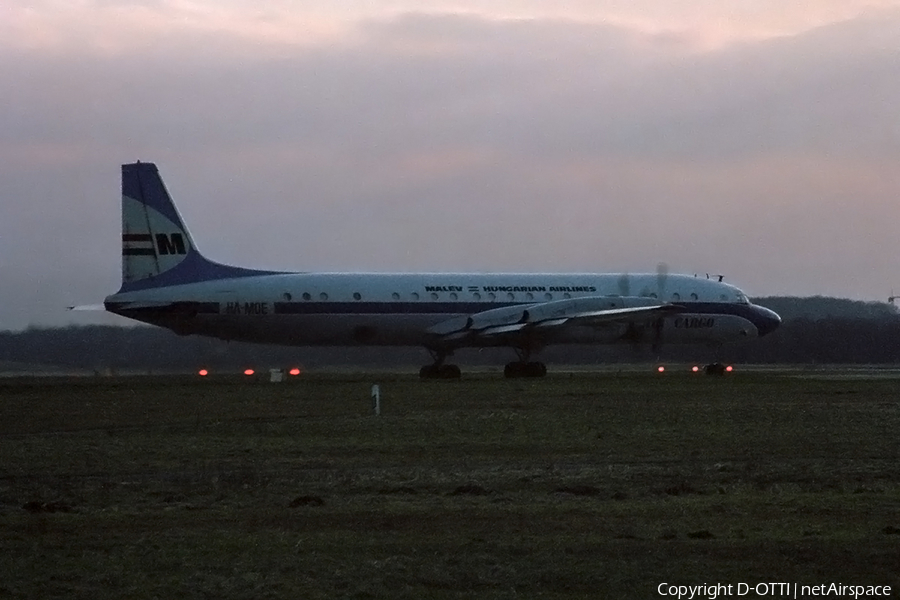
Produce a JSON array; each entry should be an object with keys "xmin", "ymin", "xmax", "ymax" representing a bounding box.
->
[{"xmin": 1, "ymin": 297, "xmax": 898, "ymax": 371}]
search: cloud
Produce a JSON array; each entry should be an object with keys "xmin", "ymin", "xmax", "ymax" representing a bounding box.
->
[
  {"xmin": 1, "ymin": 9, "xmax": 900, "ymax": 329},
  {"xmin": 6, "ymin": 1, "xmax": 900, "ymax": 55}
]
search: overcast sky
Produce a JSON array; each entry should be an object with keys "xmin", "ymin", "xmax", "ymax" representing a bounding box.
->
[{"xmin": 2, "ymin": 1, "xmax": 899, "ymax": 330}]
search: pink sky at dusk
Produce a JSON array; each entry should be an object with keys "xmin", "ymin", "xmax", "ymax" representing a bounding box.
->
[{"xmin": 1, "ymin": 1, "xmax": 899, "ymax": 329}]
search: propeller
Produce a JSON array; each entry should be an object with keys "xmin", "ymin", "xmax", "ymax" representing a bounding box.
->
[
  {"xmin": 650, "ymin": 262, "xmax": 670, "ymax": 355},
  {"xmin": 651, "ymin": 317, "xmax": 664, "ymax": 355},
  {"xmin": 621, "ymin": 320, "xmax": 663, "ymax": 360},
  {"xmin": 618, "ymin": 264, "xmax": 669, "ymax": 358},
  {"xmin": 617, "ymin": 273, "xmax": 630, "ymax": 297},
  {"xmin": 656, "ymin": 262, "xmax": 669, "ymax": 299}
]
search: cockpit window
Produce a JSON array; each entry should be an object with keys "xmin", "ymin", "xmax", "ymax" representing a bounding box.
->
[{"xmin": 736, "ymin": 292, "xmax": 749, "ymax": 304}]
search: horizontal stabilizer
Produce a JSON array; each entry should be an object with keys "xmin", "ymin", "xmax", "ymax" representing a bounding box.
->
[
  {"xmin": 105, "ymin": 300, "xmax": 219, "ymax": 317},
  {"xmin": 67, "ymin": 304, "xmax": 106, "ymax": 311}
]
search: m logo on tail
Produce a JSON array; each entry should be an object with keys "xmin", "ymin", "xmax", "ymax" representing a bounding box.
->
[{"xmin": 155, "ymin": 233, "xmax": 186, "ymax": 255}]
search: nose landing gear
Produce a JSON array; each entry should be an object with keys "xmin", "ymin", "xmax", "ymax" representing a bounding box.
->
[{"xmin": 704, "ymin": 363, "xmax": 731, "ymax": 376}]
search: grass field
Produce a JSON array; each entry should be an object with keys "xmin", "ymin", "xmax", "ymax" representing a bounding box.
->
[{"xmin": 1, "ymin": 369, "xmax": 899, "ymax": 598}]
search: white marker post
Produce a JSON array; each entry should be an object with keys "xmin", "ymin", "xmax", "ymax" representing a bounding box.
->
[{"xmin": 371, "ymin": 384, "xmax": 381, "ymax": 416}]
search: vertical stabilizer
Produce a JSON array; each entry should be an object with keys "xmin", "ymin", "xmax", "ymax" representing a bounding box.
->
[
  {"xmin": 118, "ymin": 162, "xmax": 276, "ymax": 293},
  {"xmin": 122, "ymin": 162, "xmax": 196, "ymax": 285}
]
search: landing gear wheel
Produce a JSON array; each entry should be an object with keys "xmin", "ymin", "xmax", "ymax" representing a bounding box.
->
[
  {"xmin": 440, "ymin": 364, "xmax": 461, "ymax": 379},
  {"xmin": 503, "ymin": 361, "xmax": 547, "ymax": 378},
  {"xmin": 419, "ymin": 364, "xmax": 461, "ymax": 379},
  {"xmin": 704, "ymin": 362, "xmax": 726, "ymax": 376}
]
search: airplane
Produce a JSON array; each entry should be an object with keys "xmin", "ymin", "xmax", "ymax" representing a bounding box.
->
[{"xmin": 97, "ymin": 161, "xmax": 781, "ymax": 378}]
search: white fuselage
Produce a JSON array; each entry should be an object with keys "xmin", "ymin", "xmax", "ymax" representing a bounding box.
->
[{"xmin": 106, "ymin": 272, "xmax": 773, "ymax": 348}]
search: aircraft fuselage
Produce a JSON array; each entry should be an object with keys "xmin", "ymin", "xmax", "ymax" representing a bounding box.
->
[{"xmin": 106, "ymin": 272, "xmax": 780, "ymax": 348}]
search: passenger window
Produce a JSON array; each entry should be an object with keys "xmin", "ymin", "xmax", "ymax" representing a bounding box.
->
[
  {"xmin": 525, "ymin": 292, "xmax": 534, "ymax": 301},
  {"xmin": 391, "ymin": 292, "xmax": 400, "ymax": 301},
  {"xmin": 488, "ymin": 292, "xmax": 496, "ymax": 301},
  {"xmin": 544, "ymin": 293, "xmax": 552, "ymax": 301},
  {"xmin": 473, "ymin": 292, "xmax": 482, "ymax": 300},
  {"xmin": 507, "ymin": 292, "xmax": 515, "ymax": 301},
  {"xmin": 319, "ymin": 292, "xmax": 328, "ymax": 301},
  {"xmin": 411, "ymin": 292, "xmax": 420, "ymax": 300},
  {"xmin": 302, "ymin": 292, "xmax": 311, "ymax": 301},
  {"xmin": 563, "ymin": 293, "xmax": 571, "ymax": 299},
  {"xmin": 353, "ymin": 292, "xmax": 362, "ymax": 301},
  {"xmin": 430, "ymin": 292, "xmax": 439, "ymax": 300},
  {"xmin": 690, "ymin": 293, "xmax": 698, "ymax": 301},
  {"xmin": 672, "ymin": 293, "xmax": 680, "ymax": 301},
  {"xmin": 449, "ymin": 292, "xmax": 458, "ymax": 300},
  {"xmin": 283, "ymin": 292, "xmax": 292, "ymax": 301}
]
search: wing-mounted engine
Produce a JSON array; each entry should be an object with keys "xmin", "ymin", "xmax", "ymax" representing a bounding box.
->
[{"xmin": 426, "ymin": 296, "xmax": 683, "ymax": 346}]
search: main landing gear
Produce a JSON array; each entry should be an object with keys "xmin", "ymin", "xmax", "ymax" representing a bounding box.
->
[
  {"xmin": 503, "ymin": 361, "xmax": 547, "ymax": 378},
  {"xmin": 419, "ymin": 349, "xmax": 461, "ymax": 379},
  {"xmin": 503, "ymin": 346, "xmax": 547, "ymax": 378}
]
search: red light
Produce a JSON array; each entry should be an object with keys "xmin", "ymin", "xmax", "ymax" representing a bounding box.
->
[
  {"xmin": 198, "ymin": 369, "xmax": 208, "ymax": 377},
  {"xmin": 289, "ymin": 368, "xmax": 301, "ymax": 376},
  {"xmin": 726, "ymin": 365, "xmax": 734, "ymax": 372},
  {"xmin": 691, "ymin": 366, "xmax": 699, "ymax": 373},
  {"xmin": 657, "ymin": 366, "xmax": 665, "ymax": 373},
  {"xmin": 244, "ymin": 369, "xmax": 255, "ymax": 376}
]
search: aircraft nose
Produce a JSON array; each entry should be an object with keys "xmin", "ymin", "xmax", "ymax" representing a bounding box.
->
[{"xmin": 753, "ymin": 305, "xmax": 781, "ymax": 337}]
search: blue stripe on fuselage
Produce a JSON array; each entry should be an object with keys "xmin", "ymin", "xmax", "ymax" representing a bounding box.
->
[{"xmin": 271, "ymin": 300, "xmax": 773, "ymax": 328}]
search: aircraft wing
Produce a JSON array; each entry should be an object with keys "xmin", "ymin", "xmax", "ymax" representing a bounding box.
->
[{"xmin": 427, "ymin": 297, "xmax": 683, "ymax": 344}]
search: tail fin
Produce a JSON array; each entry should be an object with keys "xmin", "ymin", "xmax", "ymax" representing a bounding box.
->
[
  {"xmin": 118, "ymin": 162, "xmax": 275, "ymax": 293},
  {"xmin": 121, "ymin": 162, "xmax": 197, "ymax": 286}
]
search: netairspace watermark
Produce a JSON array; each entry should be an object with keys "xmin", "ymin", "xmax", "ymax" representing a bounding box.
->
[{"xmin": 658, "ymin": 583, "xmax": 893, "ymax": 599}]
